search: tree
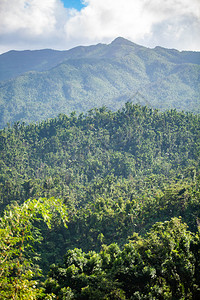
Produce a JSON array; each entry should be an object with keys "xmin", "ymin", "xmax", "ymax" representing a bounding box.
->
[{"xmin": 0, "ymin": 197, "xmax": 68, "ymax": 299}]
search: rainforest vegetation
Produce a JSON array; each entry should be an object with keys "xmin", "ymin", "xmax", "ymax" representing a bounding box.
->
[{"xmin": 0, "ymin": 103, "xmax": 200, "ymax": 299}]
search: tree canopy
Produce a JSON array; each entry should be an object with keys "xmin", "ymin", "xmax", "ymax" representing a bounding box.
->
[{"xmin": 0, "ymin": 103, "xmax": 200, "ymax": 299}]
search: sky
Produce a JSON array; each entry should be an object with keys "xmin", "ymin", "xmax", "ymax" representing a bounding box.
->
[{"xmin": 0, "ymin": 0, "xmax": 200, "ymax": 54}]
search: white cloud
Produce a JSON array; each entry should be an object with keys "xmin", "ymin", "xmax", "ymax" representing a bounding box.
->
[
  {"xmin": 0, "ymin": 0, "xmax": 75, "ymax": 52},
  {"xmin": 65, "ymin": 0, "xmax": 200, "ymax": 50},
  {"xmin": 0, "ymin": 0, "xmax": 199, "ymax": 53},
  {"xmin": 0, "ymin": 0, "xmax": 57, "ymax": 34},
  {"xmin": 65, "ymin": 0, "xmax": 150, "ymax": 41}
]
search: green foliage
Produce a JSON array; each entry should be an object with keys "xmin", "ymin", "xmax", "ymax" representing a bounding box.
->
[
  {"xmin": 0, "ymin": 197, "xmax": 68, "ymax": 299},
  {"xmin": 0, "ymin": 104, "xmax": 199, "ymax": 209},
  {"xmin": 44, "ymin": 218, "xmax": 200, "ymax": 299},
  {"xmin": 0, "ymin": 105, "xmax": 200, "ymax": 267},
  {"xmin": 0, "ymin": 103, "xmax": 200, "ymax": 298}
]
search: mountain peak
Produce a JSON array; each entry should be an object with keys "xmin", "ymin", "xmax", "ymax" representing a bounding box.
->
[{"xmin": 111, "ymin": 37, "xmax": 134, "ymax": 46}]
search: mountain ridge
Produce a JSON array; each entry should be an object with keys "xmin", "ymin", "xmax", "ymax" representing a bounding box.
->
[
  {"xmin": 0, "ymin": 37, "xmax": 199, "ymax": 128},
  {"xmin": 1, "ymin": 37, "xmax": 200, "ymax": 82}
]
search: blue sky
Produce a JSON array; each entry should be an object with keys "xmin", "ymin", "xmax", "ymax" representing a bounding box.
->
[
  {"xmin": 61, "ymin": 0, "xmax": 85, "ymax": 11},
  {"xmin": 0, "ymin": 0, "xmax": 199, "ymax": 54}
]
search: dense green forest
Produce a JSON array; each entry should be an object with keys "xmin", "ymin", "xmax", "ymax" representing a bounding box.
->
[{"xmin": 0, "ymin": 103, "xmax": 200, "ymax": 299}]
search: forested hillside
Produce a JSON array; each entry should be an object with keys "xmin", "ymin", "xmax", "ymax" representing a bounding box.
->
[
  {"xmin": 0, "ymin": 37, "xmax": 200, "ymax": 128},
  {"xmin": 0, "ymin": 103, "xmax": 200, "ymax": 299}
]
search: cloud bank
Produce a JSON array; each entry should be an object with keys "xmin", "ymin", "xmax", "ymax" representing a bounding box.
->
[{"xmin": 0, "ymin": 0, "xmax": 199, "ymax": 53}]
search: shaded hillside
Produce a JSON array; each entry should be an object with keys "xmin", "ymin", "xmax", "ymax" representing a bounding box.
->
[
  {"xmin": 0, "ymin": 49, "xmax": 68, "ymax": 82},
  {"xmin": 0, "ymin": 37, "xmax": 200, "ymax": 128}
]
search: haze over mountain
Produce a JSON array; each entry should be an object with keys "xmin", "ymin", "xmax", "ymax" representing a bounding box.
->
[{"xmin": 0, "ymin": 37, "xmax": 199, "ymax": 128}]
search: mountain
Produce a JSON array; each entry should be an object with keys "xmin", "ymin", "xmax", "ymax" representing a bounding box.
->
[{"xmin": 0, "ymin": 37, "xmax": 200, "ymax": 128}]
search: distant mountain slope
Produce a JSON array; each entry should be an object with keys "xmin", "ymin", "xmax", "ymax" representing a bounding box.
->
[
  {"xmin": 0, "ymin": 37, "xmax": 199, "ymax": 128},
  {"xmin": 0, "ymin": 49, "xmax": 69, "ymax": 82}
]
